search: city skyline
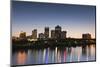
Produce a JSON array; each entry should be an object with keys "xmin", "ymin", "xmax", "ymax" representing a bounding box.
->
[
  {"xmin": 12, "ymin": 25, "xmax": 67, "ymax": 38},
  {"xmin": 12, "ymin": 1, "xmax": 96, "ymax": 38},
  {"xmin": 12, "ymin": 25, "xmax": 94, "ymax": 39}
]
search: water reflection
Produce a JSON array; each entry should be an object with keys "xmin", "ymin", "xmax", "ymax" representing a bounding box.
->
[
  {"xmin": 17, "ymin": 50, "xmax": 27, "ymax": 65},
  {"xmin": 12, "ymin": 44, "xmax": 96, "ymax": 65}
]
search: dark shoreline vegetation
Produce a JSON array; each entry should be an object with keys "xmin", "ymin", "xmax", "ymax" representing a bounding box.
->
[{"xmin": 12, "ymin": 38, "xmax": 96, "ymax": 50}]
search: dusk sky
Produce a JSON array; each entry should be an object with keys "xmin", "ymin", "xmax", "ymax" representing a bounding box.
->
[{"xmin": 12, "ymin": 1, "xmax": 96, "ymax": 38}]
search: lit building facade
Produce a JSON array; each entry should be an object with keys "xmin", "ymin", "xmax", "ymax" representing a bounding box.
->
[
  {"xmin": 44, "ymin": 27, "xmax": 49, "ymax": 39},
  {"xmin": 39, "ymin": 33, "xmax": 45, "ymax": 39},
  {"xmin": 55, "ymin": 25, "xmax": 62, "ymax": 39},
  {"xmin": 32, "ymin": 29, "xmax": 37, "ymax": 39},
  {"xmin": 19, "ymin": 31, "xmax": 26, "ymax": 39},
  {"xmin": 61, "ymin": 31, "xmax": 67, "ymax": 39},
  {"xmin": 51, "ymin": 30, "xmax": 55, "ymax": 39},
  {"xmin": 82, "ymin": 33, "xmax": 91, "ymax": 39}
]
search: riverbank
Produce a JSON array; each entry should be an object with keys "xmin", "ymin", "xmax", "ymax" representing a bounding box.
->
[{"xmin": 12, "ymin": 38, "xmax": 96, "ymax": 50}]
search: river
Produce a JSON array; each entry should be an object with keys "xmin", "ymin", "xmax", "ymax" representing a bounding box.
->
[{"xmin": 12, "ymin": 44, "xmax": 96, "ymax": 65}]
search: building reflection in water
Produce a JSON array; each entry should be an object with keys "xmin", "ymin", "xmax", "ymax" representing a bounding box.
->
[
  {"xmin": 91, "ymin": 45, "xmax": 96, "ymax": 57},
  {"xmin": 87, "ymin": 45, "xmax": 96, "ymax": 60},
  {"xmin": 70, "ymin": 47, "xmax": 73, "ymax": 62},
  {"xmin": 17, "ymin": 50, "xmax": 27, "ymax": 65},
  {"xmin": 63, "ymin": 48, "xmax": 67, "ymax": 62},
  {"xmin": 66, "ymin": 47, "xmax": 71, "ymax": 62},
  {"xmin": 55, "ymin": 47, "xmax": 58, "ymax": 63},
  {"xmin": 77, "ymin": 47, "xmax": 82, "ymax": 61},
  {"xmin": 45, "ymin": 48, "xmax": 49, "ymax": 64},
  {"xmin": 57, "ymin": 48, "xmax": 61, "ymax": 63},
  {"xmin": 51, "ymin": 49, "xmax": 55, "ymax": 63},
  {"xmin": 82, "ymin": 45, "xmax": 89, "ymax": 61},
  {"xmin": 43, "ymin": 49, "xmax": 46, "ymax": 63},
  {"xmin": 12, "ymin": 44, "xmax": 95, "ymax": 65}
]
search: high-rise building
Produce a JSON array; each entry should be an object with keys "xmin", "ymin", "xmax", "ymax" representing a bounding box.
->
[
  {"xmin": 82, "ymin": 33, "xmax": 91, "ymax": 39},
  {"xmin": 44, "ymin": 27, "xmax": 49, "ymax": 39},
  {"xmin": 61, "ymin": 31, "xmax": 67, "ymax": 39},
  {"xmin": 55, "ymin": 25, "xmax": 62, "ymax": 39},
  {"xmin": 19, "ymin": 31, "xmax": 26, "ymax": 39},
  {"xmin": 39, "ymin": 33, "xmax": 45, "ymax": 39},
  {"xmin": 51, "ymin": 30, "xmax": 55, "ymax": 39},
  {"xmin": 32, "ymin": 29, "xmax": 37, "ymax": 39}
]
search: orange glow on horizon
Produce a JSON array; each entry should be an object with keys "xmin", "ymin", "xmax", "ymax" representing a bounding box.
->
[{"xmin": 12, "ymin": 32, "xmax": 95, "ymax": 38}]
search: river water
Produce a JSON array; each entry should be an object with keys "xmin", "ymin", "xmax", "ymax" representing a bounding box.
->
[{"xmin": 12, "ymin": 44, "xmax": 96, "ymax": 65}]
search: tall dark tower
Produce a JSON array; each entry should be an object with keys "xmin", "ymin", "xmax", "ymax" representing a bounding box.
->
[
  {"xmin": 51, "ymin": 30, "xmax": 55, "ymax": 39},
  {"xmin": 32, "ymin": 29, "xmax": 37, "ymax": 39},
  {"xmin": 55, "ymin": 25, "xmax": 62, "ymax": 39},
  {"xmin": 44, "ymin": 27, "xmax": 49, "ymax": 39}
]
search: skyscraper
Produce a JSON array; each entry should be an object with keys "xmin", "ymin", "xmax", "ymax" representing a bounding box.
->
[
  {"xmin": 55, "ymin": 25, "xmax": 62, "ymax": 39},
  {"xmin": 39, "ymin": 33, "xmax": 45, "ymax": 39},
  {"xmin": 61, "ymin": 31, "xmax": 67, "ymax": 39},
  {"xmin": 32, "ymin": 29, "xmax": 37, "ymax": 39},
  {"xmin": 19, "ymin": 31, "xmax": 26, "ymax": 39},
  {"xmin": 51, "ymin": 30, "xmax": 55, "ymax": 39},
  {"xmin": 44, "ymin": 27, "xmax": 49, "ymax": 39},
  {"xmin": 82, "ymin": 33, "xmax": 91, "ymax": 39}
]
